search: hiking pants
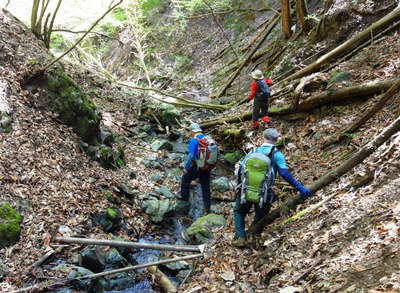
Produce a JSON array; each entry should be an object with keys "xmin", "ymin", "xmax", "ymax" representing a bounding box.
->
[
  {"xmin": 252, "ymin": 95, "xmax": 269, "ymax": 122},
  {"xmin": 180, "ymin": 165, "xmax": 211, "ymax": 211},
  {"xmin": 234, "ymin": 193, "xmax": 271, "ymax": 238}
]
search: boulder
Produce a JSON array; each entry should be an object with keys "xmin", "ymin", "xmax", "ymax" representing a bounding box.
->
[
  {"xmin": 149, "ymin": 173, "xmax": 164, "ymax": 183},
  {"xmin": 142, "ymin": 198, "xmax": 174, "ymax": 223},
  {"xmin": 155, "ymin": 186, "xmax": 175, "ymax": 199},
  {"xmin": 165, "ymin": 168, "xmax": 184, "ymax": 181},
  {"xmin": 115, "ymin": 184, "xmax": 139, "ymax": 199},
  {"xmin": 0, "ymin": 202, "xmax": 22, "ymax": 247},
  {"xmin": 0, "ymin": 112, "xmax": 12, "ymax": 133},
  {"xmin": 105, "ymin": 248, "xmax": 128, "ymax": 269},
  {"xmin": 174, "ymin": 200, "xmax": 190, "ymax": 216},
  {"xmin": 143, "ymin": 157, "xmax": 163, "ymax": 169},
  {"xmin": 54, "ymin": 264, "xmax": 105, "ymax": 293},
  {"xmin": 212, "ymin": 177, "xmax": 232, "ymax": 193},
  {"xmin": 47, "ymin": 68, "xmax": 101, "ymax": 144},
  {"xmin": 95, "ymin": 208, "xmax": 122, "ymax": 233},
  {"xmin": 105, "ymin": 272, "xmax": 136, "ymax": 291},
  {"xmin": 151, "ymin": 139, "xmax": 173, "ymax": 151},
  {"xmin": 182, "ymin": 214, "xmax": 226, "ymax": 244},
  {"xmin": 80, "ymin": 246, "xmax": 106, "ymax": 273},
  {"xmin": 159, "ymin": 103, "xmax": 181, "ymax": 126}
]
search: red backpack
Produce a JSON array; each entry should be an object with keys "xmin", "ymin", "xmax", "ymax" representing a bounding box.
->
[{"xmin": 195, "ymin": 136, "xmax": 218, "ymax": 171}]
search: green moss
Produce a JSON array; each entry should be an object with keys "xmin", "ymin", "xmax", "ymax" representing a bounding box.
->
[
  {"xmin": 106, "ymin": 208, "xmax": 118, "ymax": 221},
  {"xmin": 0, "ymin": 202, "xmax": 22, "ymax": 247},
  {"xmin": 47, "ymin": 68, "xmax": 100, "ymax": 143}
]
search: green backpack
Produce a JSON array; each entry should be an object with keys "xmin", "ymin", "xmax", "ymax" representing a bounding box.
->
[{"xmin": 239, "ymin": 147, "xmax": 276, "ymax": 205}]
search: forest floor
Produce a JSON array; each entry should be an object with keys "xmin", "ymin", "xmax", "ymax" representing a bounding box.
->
[{"xmin": 1, "ymin": 6, "xmax": 400, "ymax": 293}]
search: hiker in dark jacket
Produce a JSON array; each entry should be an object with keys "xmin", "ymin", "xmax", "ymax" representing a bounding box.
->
[
  {"xmin": 232, "ymin": 128, "xmax": 311, "ymax": 247},
  {"xmin": 248, "ymin": 69, "xmax": 273, "ymax": 129},
  {"xmin": 179, "ymin": 123, "xmax": 212, "ymax": 214}
]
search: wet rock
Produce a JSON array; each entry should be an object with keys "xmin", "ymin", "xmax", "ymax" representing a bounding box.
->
[
  {"xmin": 143, "ymin": 157, "xmax": 163, "ymax": 169},
  {"xmin": 80, "ymin": 246, "xmax": 106, "ymax": 273},
  {"xmin": 212, "ymin": 177, "xmax": 232, "ymax": 192},
  {"xmin": 151, "ymin": 139, "xmax": 173, "ymax": 151},
  {"xmin": 142, "ymin": 198, "xmax": 174, "ymax": 223},
  {"xmin": 223, "ymin": 150, "xmax": 243, "ymax": 165},
  {"xmin": 175, "ymin": 200, "xmax": 190, "ymax": 216},
  {"xmin": 155, "ymin": 186, "xmax": 175, "ymax": 198},
  {"xmin": 105, "ymin": 248, "xmax": 129, "ymax": 269},
  {"xmin": 95, "ymin": 208, "xmax": 122, "ymax": 233},
  {"xmin": 0, "ymin": 260, "xmax": 8, "ymax": 280},
  {"xmin": 53, "ymin": 264, "xmax": 105, "ymax": 293},
  {"xmin": 111, "ymin": 236, "xmax": 131, "ymax": 258},
  {"xmin": 149, "ymin": 173, "xmax": 164, "ymax": 183},
  {"xmin": 0, "ymin": 202, "xmax": 22, "ymax": 247},
  {"xmin": 161, "ymin": 258, "xmax": 189, "ymax": 272},
  {"xmin": 182, "ymin": 213, "xmax": 226, "ymax": 244},
  {"xmin": 128, "ymin": 169, "xmax": 137, "ymax": 179},
  {"xmin": 106, "ymin": 272, "xmax": 136, "ymax": 291}
]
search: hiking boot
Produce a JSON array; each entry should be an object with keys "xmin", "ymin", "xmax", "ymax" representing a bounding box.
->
[
  {"xmin": 232, "ymin": 237, "xmax": 247, "ymax": 248},
  {"xmin": 251, "ymin": 121, "xmax": 260, "ymax": 130},
  {"xmin": 261, "ymin": 116, "xmax": 271, "ymax": 123}
]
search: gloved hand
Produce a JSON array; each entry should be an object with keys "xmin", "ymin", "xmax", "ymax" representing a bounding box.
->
[{"xmin": 298, "ymin": 185, "xmax": 312, "ymax": 198}]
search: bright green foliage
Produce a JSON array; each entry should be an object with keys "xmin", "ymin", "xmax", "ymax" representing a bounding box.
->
[
  {"xmin": 50, "ymin": 33, "xmax": 68, "ymax": 51},
  {"xmin": 182, "ymin": 0, "xmax": 233, "ymax": 12},
  {"xmin": 0, "ymin": 202, "xmax": 22, "ymax": 247},
  {"xmin": 112, "ymin": 7, "xmax": 127, "ymax": 21},
  {"xmin": 46, "ymin": 68, "xmax": 101, "ymax": 143},
  {"xmin": 139, "ymin": 0, "xmax": 164, "ymax": 15}
]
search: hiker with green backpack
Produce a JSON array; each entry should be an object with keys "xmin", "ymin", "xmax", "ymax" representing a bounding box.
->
[{"xmin": 232, "ymin": 128, "xmax": 311, "ymax": 247}]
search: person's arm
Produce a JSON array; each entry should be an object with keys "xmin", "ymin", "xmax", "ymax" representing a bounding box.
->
[
  {"xmin": 274, "ymin": 152, "xmax": 311, "ymax": 198},
  {"xmin": 183, "ymin": 138, "xmax": 198, "ymax": 170},
  {"xmin": 249, "ymin": 81, "xmax": 257, "ymax": 100}
]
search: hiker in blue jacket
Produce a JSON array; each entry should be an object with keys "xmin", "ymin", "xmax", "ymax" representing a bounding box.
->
[
  {"xmin": 178, "ymin": 123, "xmax": 212, "ymax": 214},
  {"xmin": 232, "ymin": 128, "xmax": 311, "ymax": 247}
]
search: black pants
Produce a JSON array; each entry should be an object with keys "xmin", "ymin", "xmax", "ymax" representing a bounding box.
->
[
  {"xmin": 252, "ymin": 95, "xmax": 269, "ymax": 122},
  {"xmin": 180, "ymin": 165, "xmax": 211, "ymax": 211}
]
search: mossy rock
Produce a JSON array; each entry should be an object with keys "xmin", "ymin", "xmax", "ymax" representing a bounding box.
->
[
  {"xmin": 223, "ymin": 150, "xmax": 243, "ymax": 165},
  {"xmin": 46, "ymin": 68, "xmax": 101, "ymax": 143},
  {"xmin": 0, "ymin": 202, "xmax": 22, "ymax": 247},
  {"xmin": 183, "ymin": 214, "xmax": 226, "ymax": 244},
  {"xmin": 158, "ymin": 103, "xmax": 181, "ymax": 126},
  {"xmin": 98, "ymin": 145, "xmax": 125, "ymax": 169},
  {"xmin": 142, "ymin": 198, "xmax": 174, "ymax": 223},
  {"xmin": 0, "ymin": 112, "xmax": 12, "ymax": 133}
]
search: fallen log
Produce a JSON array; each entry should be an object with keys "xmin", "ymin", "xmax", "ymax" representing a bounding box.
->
[
  {"xmin": 12, "ymin": 253, "xmax": 203, "ymax": 293},
  {"xmin": 148, "ymin": 265, "xmax": 177, "ymax": 293},
  {"xmin": 201, "ymin": 78, "xmax": 399, "ymax": 129},
  {"xmin": 322, "ymin": 78, "xmax": 400, "ymax": 148},
  {"xmin": 54, "ymin": 237, "xmax": 202, "ymax": 253},
  {"xmin": 279, "ymin": 8, "xmax": 400, "ymax": 84},
  {"xmin": 214, "ymin": 13, "xmax": 280, "ymax": 99},
  {"xmin": 250, "ymin": 115, "xmax": 400, "ymax": 234}
]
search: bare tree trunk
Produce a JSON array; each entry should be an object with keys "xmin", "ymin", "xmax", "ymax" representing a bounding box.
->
[
  {"xmin": 215, "ymin": 13, "xmax": 280, "ymax": 99},
  {"xmin": 281, "ymin": 0, "xmax": 292, "ymax": 39},
  {"xmin": 54, "ymin": 237, "xmax": 202, "ymax": 252},
  {"xmin": 280, "ymin": 8, "xmax": 400, "ymax": 83},
  {"xmin": 295, "ymin": 0, "xmax": 309, "ymax": 32},
  {"xmin": 201, "ymin": 78, "xmax": 399, "ymax": 129},
  {"xmin": 323, "ymin": 78, "xmax": 400, "ymax": 148},
  {"xmin": 250, "ymin": 115, "xmax": 400, "ymax": 234}
]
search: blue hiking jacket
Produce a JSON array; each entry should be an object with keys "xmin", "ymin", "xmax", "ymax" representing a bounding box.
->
[{"xmin": 184, "ymin": 134, "xmax": 205, "ymax": 170}]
